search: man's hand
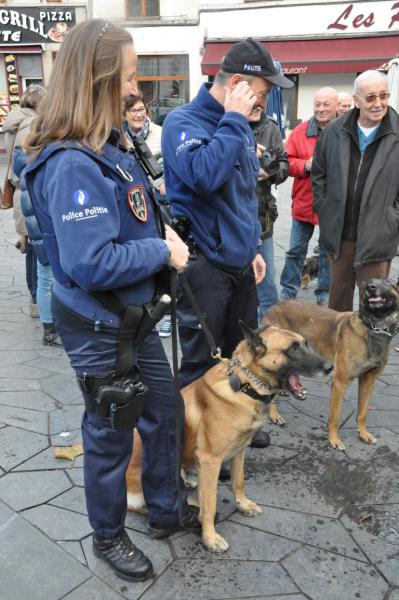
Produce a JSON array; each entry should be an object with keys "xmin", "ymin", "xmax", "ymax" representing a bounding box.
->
[
  {"xmin": 224, "ymin": 81, "xmax": 257, "ymax": 119},
  {"xmin": 258, "ymin": 167, "xmax": 270, "ymax": 181},
  {"xmin": 252, "ymin": 253, "xmax": 266, "ymax": 285},
  {"xmin": 256, "ymin": 143, "xmax": 265, "ymax": 158},
  {"xmin": 305, "ymin": 157, "xmax": 313, "ymax": 173},
  {"xmin": 165, "ymin": 225, "xmax": 189, "ymax": 273}
]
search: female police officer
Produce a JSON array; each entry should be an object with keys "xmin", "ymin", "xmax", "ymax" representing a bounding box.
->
[{"xmin": 24, "ymin": 19, "xmax": 199, "ymax": 582}]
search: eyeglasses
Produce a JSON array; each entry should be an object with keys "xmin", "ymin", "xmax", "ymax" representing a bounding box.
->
[
  {"xmin": 127, "ymin": 107, "xmax": 146, "ymax": 115},
  {"xmin": 357, "ymin": 92, "xmax": 390, "ymax": 104}
]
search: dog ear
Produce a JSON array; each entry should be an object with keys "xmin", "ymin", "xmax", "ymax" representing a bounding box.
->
[{"xmin": 239, "ymin": 320, "xmax": 267, "ymax": 357}]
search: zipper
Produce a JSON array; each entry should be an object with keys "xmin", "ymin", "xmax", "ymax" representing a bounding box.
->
[{"xmin": 350, "ymin": 151, "xmax": 364, "ymax": 254}]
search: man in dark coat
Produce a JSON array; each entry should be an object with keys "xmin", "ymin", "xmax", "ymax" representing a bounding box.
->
[
  {"xmin": 312, "ymin": 70, "xmax": 399, "ymax": 311},
  {"xmin": 249, "ymin": 112, "xmax": 288, "ymax": 319}
]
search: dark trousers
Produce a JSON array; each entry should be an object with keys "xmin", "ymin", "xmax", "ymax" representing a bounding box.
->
[
  {"xmin": 177, "ymin": 254, "xmax": 258, "ymax": 389},
  {"xmin": 328, "ymin": 240, "xmax": 392, "ymax": 311},
  {"xmin": 52, "ymin": 295, "xmax": 188, "ymax": 537},
  {"xmin": 25, "ymin": 240, "xmax": 38, "ymax": 302}
]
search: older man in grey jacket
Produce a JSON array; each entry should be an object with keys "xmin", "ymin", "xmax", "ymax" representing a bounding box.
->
[{"xmin": 312, "ymin": 70, "xmax": 399, "ymax": 311}]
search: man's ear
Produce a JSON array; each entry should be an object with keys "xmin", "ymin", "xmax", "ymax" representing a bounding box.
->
[{"xmin": 239, "ymin": 320, "xmax": 267, "ymax": 357}]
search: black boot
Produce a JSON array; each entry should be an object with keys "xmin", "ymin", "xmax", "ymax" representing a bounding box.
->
[
  {"xmin": 147, "ymin": 504, "xmax": 201, "ymax": 539},
  {"xmin": 42, "ymin": 323, "xmax": 63, "ymax": 347},
  {"xmin": 250, "ymin": 429, "xmax": 271, "ymax": 448},
  {"xmin": 93, "ymin": 529, "xmax": 153, "ymax": 582}
]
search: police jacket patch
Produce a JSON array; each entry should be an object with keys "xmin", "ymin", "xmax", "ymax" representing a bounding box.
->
[{"xmin": 127, "ymin": 185, "xmax": 148, "ymax": 222}]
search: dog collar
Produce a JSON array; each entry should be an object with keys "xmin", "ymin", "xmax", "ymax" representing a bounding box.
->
[
  {"xmin": 227, "ymin": 360, "xmax": 280, "ymax": 404},
  {"xmin": 360, "ymin": 316, "xmax": 399, "ymax": 338}
]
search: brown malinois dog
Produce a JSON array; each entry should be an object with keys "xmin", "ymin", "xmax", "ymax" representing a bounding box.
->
[
  {"xmin": 264, "ymin": 279, "xmax": 399, "ymax": 450},
  {"xmin": 126, "ymin": 321, "xmax": 329, "ymax": 553}
]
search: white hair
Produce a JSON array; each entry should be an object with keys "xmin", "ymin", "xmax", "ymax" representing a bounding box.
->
[{"xmin": 354, "ymin": 70, "xmax": 387, "ymax": 95}]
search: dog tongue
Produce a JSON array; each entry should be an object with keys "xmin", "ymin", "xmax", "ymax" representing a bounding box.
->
[{"xmin": 289, "ymin": 374, "xmax": 303, "ymax": 392}]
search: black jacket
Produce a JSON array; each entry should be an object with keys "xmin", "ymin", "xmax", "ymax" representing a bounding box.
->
[
  {"xmin": 250, "ymin": 114, "xmax": 289, "ymax": 239},
  {"xmin": 312, "ymin": 107, "xmax": 399, "ymax": 265}
]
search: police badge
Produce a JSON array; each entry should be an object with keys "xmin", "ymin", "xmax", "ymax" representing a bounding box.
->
[{"xmin": 127, "ymin": 185, "xmax": 148, "ymax": 222}]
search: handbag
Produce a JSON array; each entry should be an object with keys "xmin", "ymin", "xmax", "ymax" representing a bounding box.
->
[{"xmin": 0, "ymin": 133, "xmax": 17, "ymax": 210}]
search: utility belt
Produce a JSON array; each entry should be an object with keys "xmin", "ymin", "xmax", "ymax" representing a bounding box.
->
[{"xmin": 78, "ymin": 292, "xmax": 170, "ymax": 431}]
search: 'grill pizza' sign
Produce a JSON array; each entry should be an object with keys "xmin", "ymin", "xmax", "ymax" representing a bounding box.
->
[{"xmin": 0, "ymin": 7, "xmax": 76, "ymax": 44}]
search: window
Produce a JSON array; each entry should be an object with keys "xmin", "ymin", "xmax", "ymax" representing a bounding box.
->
[
  {"xmin": 138, "ymin": 55, "xmax": 189, "ymax": 125},
  {"xmin": 127, "ymin": 0, "xmax": 160, "ymax": 17}
]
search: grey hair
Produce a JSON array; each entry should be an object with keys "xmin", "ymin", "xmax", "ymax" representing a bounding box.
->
[
  {"xmin": 213, "ymin": 69, "xmax": 254, "ymax": 85},
  {"xmin": 20, "ymin": 84, "xmax": 46, "ymax": 110},
  {"xmin": 354, "ymin": 70, "xmax": 387, "ymax": 95}
]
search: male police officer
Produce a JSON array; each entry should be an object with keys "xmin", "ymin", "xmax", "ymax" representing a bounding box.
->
[{"xmin": 162, "ymin": 39, "xmax": 293, "ymax": 448}]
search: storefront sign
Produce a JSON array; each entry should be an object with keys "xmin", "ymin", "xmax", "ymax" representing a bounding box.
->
[
  {"xmin": 328, "ymin": 2, "xmax": 399, "ymax": 32},
  {"xmin": 0, "ymin": 7, "xmax": 76, "ymax": 44}
]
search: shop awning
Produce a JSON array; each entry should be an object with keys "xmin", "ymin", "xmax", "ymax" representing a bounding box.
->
[
  {"xmin": 0, "ymin": 45, "xmax": 42, "ymax": 54},
  {"xmin": 202, "ymin": 35, "xmax": 399, "ymax": 75}
]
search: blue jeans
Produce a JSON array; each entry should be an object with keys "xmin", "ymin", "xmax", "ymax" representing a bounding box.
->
[
  {"xmin": 280, "ymin": 219, "xmax": 331, "ymax": 303},
  {"xmin": 37, "ymin": 262, "xmax": 54, "ymax": 324},
  {"xmin": 257, "ymin": 236, "xmax": 278, "ymax": 320}
]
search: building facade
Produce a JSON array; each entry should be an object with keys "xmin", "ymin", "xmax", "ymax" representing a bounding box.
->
[{"xmin": 1, "ymin": 0, "xmax": 397, "ymax": 138}]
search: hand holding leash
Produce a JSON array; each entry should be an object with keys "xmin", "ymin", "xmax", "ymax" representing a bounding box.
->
[
  {"xmin": 165, "ymin": 225, "xmax": 189, "ymax": 273},
  {"xmin": 253, "ymin": 253, "xmax": 266, "ymax": 285}
]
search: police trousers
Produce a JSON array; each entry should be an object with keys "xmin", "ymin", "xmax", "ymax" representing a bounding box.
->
[
  {"xmin": 177, "ymin": 253, "xmax": 258, "ymax": 389},
  {"xmin": 52, "ymin": 295, "xmax": 188, "ymax": 537}
]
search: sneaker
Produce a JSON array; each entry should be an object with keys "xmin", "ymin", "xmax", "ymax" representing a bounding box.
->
[
  {"xmin": 42, "ymin": 323, "xmax": 63, "ymax": 347},
  {"xmin": 93, "ymin": 529, "xmax": 153, "ymax": 582},
  {"xmin": 147, "ymin": 505, "xmax": 201, "ymax": 539},
  {"xmin": 159, "ymin": 316, "xmax": 172, "ymax": 338},
  {"xmin": 30, "ymin": 300, "xmax": 39, "ymax": 319}
]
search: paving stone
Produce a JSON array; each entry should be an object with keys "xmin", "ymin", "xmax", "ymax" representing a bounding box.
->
[
  {"xmin": 50, "ymin": 404, "xmax": 84, "ymax": 435},
  {"xmin": 0, "ymin": 498, "xmax": 15, "ymax": 525},
  {"xmin": 63, "ymin": 576, "xmax": 127, "ymax": 599},
  {"xmin": 378, "ymin": 373, "xmax": 399, "ymax": 386},
  {"xmin": 0, "ymin": 390, "xmax": 59, "ymax": 411},
  {"xmin": 41, "ymin": 372, "xmax": 83, "ymax": 404},
  {"xmin": 256, "ymin": 411, "xmax": 329, "ymax": 452},
  {"xmin": 368, "ymin": 393, "xmax": 399, "ymax": 410},
  {"xmin": 50, "ymin": 486, "xmax": 88, "ymax": 515},
  {"xmin": 231, "ymin": 505, "xmax": 366, "ymax": 560},
  {"xmin": 51, "ymin": 428, "xmax": 83, "ymax": 447},
  {"xmin": 27, "ymin": 354, "xmax": 72, "ymax": 376},
  {"xmin": 57, "ymin": 540, "xmax": 87, "ymax": 566},
  {"xmin": 290, "ymin": 392, "xmax": 355, "ymax": 425},
  {"xmin": 23, "ymin": 504, "xmax": 92, "ymax": 540},
  {"xmin": 140, "ymin": 559, "xmax": 298, "ymax": 600},
  {"xmin": 388, "ymin": 590, "xmax": 399, "ymax": 599},
  {"xmin": 282, "ymin": 546, "xmax": 388, "ymax": 600},
  {"xmin": 0, "ymin": 470, "xmax": 71, "ymax": 510},
  {"xmin": 82, "ymin": 530, "xmax": 173, "ymax": 600},
  {"xmin": 13, "ymin": 446, "xmax": 84, "ymax": 471},
  {"xmin": 339, "ymin": 429, "xmax": 399, "ymax": 461},
  {"xmin": 68, "ymin": 467, "xmax": 85, "ymax": 486},
  {"xmin": 374, "ymin": 381, "xmax": 399, "ymax": 398},
  {"xmin": 0, "ymin": 363, "xmax": 53, "ymax": 379},
  {"xmin": 0, "ymin": 512, "xmax": 89, "ymax": 600},
  {"xmin": 0, "ymin": 349, "xmax": 39, "ymax": 366},
  {"xmin": 0, "ymin": 426, "xmax": 48, "ymax": 471},
  {"xmin": 172, "ymin": 520, "xmax": 300, "ymax": 560},
  {"xmin": 0, "ymin": 404, "xmax": 48, "ymax": 434},
  {"xmin": 0, "ymin": 378, "xmax": 41, "ymax": 392}
]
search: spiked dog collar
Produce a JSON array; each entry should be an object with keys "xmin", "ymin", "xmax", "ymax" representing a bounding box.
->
[{"xmin": 227, "ymin": 359, "xmax": 280, "ymax": 404}]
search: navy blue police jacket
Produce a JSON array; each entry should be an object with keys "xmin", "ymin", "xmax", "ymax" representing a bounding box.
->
[
  {"xmin": 24, "ymin": 135, "xmax": 170, "ymax": 327},
  {"xmin": 162, "ymin": 83, "xmax": 261, "ymax": 270}
]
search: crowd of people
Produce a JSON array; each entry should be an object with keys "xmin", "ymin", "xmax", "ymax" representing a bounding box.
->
[{"xmin": 2, "ymin": 18, "xmax": 399, "ymax": 584}]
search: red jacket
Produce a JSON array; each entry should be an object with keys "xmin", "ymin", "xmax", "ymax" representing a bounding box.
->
[{"xmin": 286, "ymin": 118, "xmax": 320, "ymax": 225}]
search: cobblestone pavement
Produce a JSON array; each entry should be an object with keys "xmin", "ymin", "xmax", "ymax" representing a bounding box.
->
[{"xmin": 0, "ymin": 172, "xmax": 398, "ymax": 600}]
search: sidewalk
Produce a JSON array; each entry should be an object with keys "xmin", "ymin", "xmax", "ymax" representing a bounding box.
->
[{"xmin": 0, "ymin": 179, "xmax": 399, "ymax": 600}]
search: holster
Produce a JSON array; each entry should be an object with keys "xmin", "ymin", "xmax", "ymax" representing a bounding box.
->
[{"xmin": 77, "ymin": 371, "xmax": 147, "ymax": 431}]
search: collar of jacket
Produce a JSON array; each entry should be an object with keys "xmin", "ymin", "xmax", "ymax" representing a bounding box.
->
[
  {"xmin": 249, "ymin": 111, "xmax": 268, "ymax": 132},
  {"xmin": 342, "ymin": 107, "xmax": 393, "ymax": 145},
  {"xmin": 306, "ymin": 116, "xmax": 323, "ymax": 138},
  {"xmin": 192, "ymin": 83, "xmax": 225, "ymax": 123}
]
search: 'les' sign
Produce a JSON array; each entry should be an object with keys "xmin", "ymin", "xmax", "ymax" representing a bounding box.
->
[{"xmin": 328, "ymin": 2, "xmax": 399, "ymax": 31}]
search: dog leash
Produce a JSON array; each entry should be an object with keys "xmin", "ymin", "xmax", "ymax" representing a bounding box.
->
[{"xmin": 170, "ymin": 269, "xmax": 184, "ymax": 527}]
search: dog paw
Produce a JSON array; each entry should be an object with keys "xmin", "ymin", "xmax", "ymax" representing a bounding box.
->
[
  {"xmin": 127, "ymin": 492, "xmax": 147, "ymax": 514},
  {"xmin": 203, "ymin": 533, "xmax": 229, "ymax": 553},
  {"xmin": 328, "ymin": 437, "xmax": 346, "ymax": 451},
  {"xmin": 270, "ymin": 414, "xmax": 286, "ymax": 426},
  {"xmin": 237, "ymin": 499, "xmax": 262, "ymax": 516},
  {"xmin": 358, "ymin": 430, "xmax": 377, "ymax": 445}
]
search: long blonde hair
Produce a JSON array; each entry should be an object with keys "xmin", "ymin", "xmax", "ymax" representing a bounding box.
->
[{"xmin": 25, "ymin": 19, "xmax": 132, "ymax": 155}]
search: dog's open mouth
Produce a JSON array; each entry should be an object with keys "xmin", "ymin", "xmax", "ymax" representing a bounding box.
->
[
  {"xmin": 284, "ymin": 373, "xmax": 307, "ymax": 401},
  {"xmin": 368, "ymin": 294, "xmax": 387, "ymax": 310}
]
